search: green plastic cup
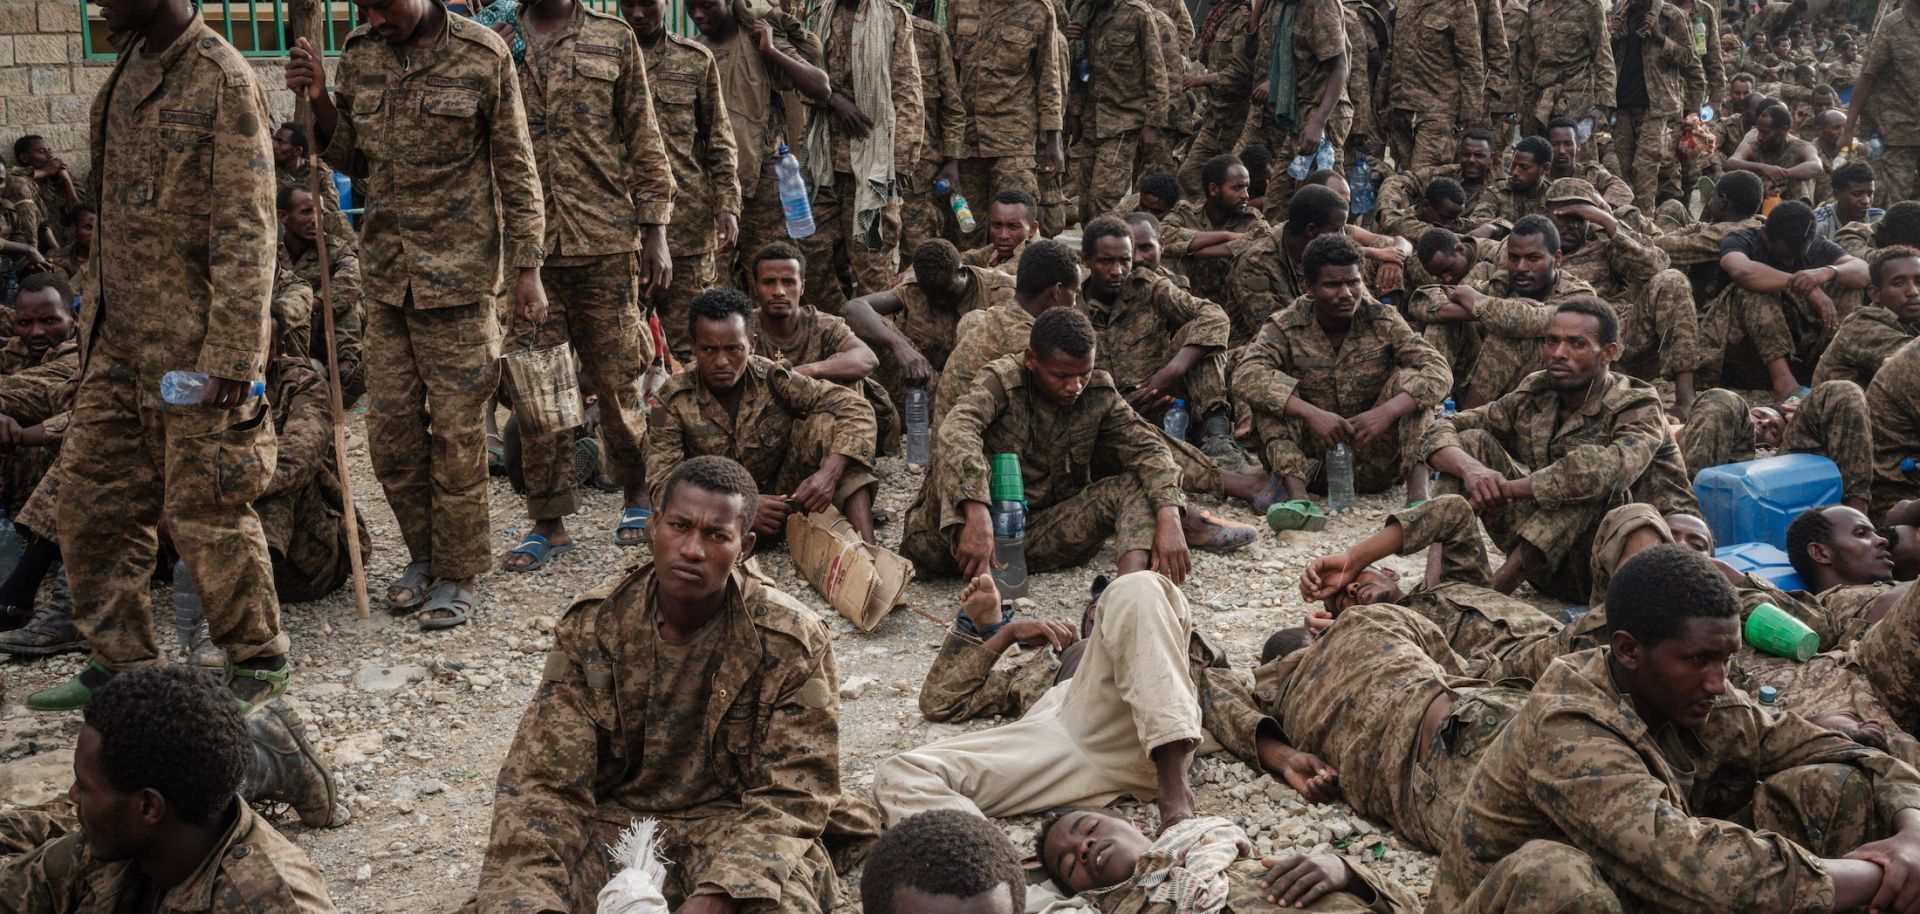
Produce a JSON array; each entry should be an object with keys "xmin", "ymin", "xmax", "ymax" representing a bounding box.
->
[
  {"xmin": 1745, "ymin": 602, "xmax": 1819, "ymax": 661},
  {"xmin": 990, "ymin": 454, "xmax": 1024, "ymax": 502}
]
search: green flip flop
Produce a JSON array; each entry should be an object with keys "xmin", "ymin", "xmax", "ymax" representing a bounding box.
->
[{"xmin": 1265, "ymin": 499, "xmax": 1329, "ymax": 533}]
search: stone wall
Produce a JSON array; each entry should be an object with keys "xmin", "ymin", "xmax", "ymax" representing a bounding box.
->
[{"xmin": 0, "ymin": 0, "xmax": 309, "ymax": 181}]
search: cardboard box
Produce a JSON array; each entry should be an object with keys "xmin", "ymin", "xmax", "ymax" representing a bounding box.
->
[{"xmin": 785, "ymin": 507, "xmax": 914, "ymax": 632}]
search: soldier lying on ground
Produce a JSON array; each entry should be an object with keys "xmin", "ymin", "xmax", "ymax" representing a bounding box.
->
[{"xmin": 1680, "ymin": 380, "xmax": 1873, "ymax": 511}]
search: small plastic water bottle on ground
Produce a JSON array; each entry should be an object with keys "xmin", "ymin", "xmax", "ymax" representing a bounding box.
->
[
  {"xmin": 1327, "ymin": 442, "xmax": 1355, "ymax": 513},
  {"xmin": 774, "ymin": 144, "xmax": 814, "ymax": 239},
  {"xmin": 904, "ymin": 386, "xmax": 931, "ymax": 467},
  {"xmin": 1162, "ymin": 399, "xmax": 1190, "ymax": 441},
  {"xmin": 159, "ymin": 371, "xmax": 265, "ymax": 406}
]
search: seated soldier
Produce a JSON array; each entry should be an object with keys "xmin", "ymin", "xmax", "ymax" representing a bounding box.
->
[
  {"xmin": 1109, "ymin": 172, "xmax": 1182, "ymax": 223},
  {"xmin": 961, "ymin": 189, "xmax": 1040, "ymax": 275},
  {"xmin": 1233, "ymin": 234, "xmax": 1451, "ymax": 530},
  {"xmin": 1423, "ymin": 298, "xmax": 1697, "ymax": 601},
  {"xmin": 1298, "ymin": 170, "xmax": 1416, "ymax": 298},
  {"xmin": 744, "ymin": 243, "xmax": 896, "ymax": 457},
  {"xmin": 1159, "ymin": 154, "xmax": 1269, "ymax": 303},
  {"xmin": 1240, "ymin": 147, "xmax": 1275, "ymax": 213},
  {"xmin": 1481, "ymin": 136, "xmax": 1555, "ymax": 230},
  {"xmin": 0, "ymin": 274, "xmax": 81, "ymax": 658},
  {"xmin": 1383, "ymin": 179, "xmax": 1471, "ymax": 254},
  {"xmin": 1036, "ymin": 809, "xmax": 1419, "ymax": 913},
  {"xmin": 1767, "ymin": 505, "xmax": 1912, "ymax": 647},
  {"xmin": 1815, "ymin": 161, "xmax": 1883, "ymax": 241},
  {"xmin": 937, "ymin": 240, "xmax": 1080, "ymax": 423},
  {"xmin": 875, "ymin": 570, "xmax": 1298, "ymax": 823},
  {"xmin": 1222, "ymin": 186, "xmax": 1350, "ymax": 346},
  {"xmin": 1870, "ymin": 337, "xmax": 1920, "ymax": 517},
  {"xmin": 1542, "ymin": 116, "xmax": 1636, "ymax": 212},
  {"xmin": 1374, "ymin": 131, "xmax": 1501, "ymax": 242},
  {"xmin": 1429, "ymin": 544, "xmax": 1920, "ymax": 914},
  {"xmin": 0, "ymin": 666, "xmax": 337, "ymax": 912},
  {"xmin": 44, "ymin": 203, "xmax": 91, "ymax": 282},
  {"xmin": 646, "ymin": 290, "xmax": 880, "ymax": 544},
  {"xmin": 1651, "ymin": 170, "xmax": 1765, "ymax": 289},
  {"xmin": 1681, "ymin": 381, "xmax": 1871, "ymax": 510},
  {"xmin": 1708, "ymin": 199, "xmax": 1869, "ymax": 403},
  {"xmin": 902, "ymin": 309, "xmax": 1253, "ymax": 581},
  {"xmin": 1545, "ymin": 178, "xmax": 1701, "ymax": 418},
  {"xmin": 1122, "ymin": 213, "xmax": 1184, "ymax": 286},
  {"xmin": 1814, "ymin": 246, "xmax": 1920, "ymax": 387},
  {"xmin": 277, "ymin": 185, "xmax": 366, "ymax": 408},
  {"xmin": 1421, "ymin": 215, "xmax": 1600, "ymax": 407},
  {"xmin": 1727, "ymin": 101, "xmax": 1824, "ymax": 205},
  {"xmin": 1407, "ymin": 224, "xmax": 1502, "ymax": 291},
  {"xmin": 859, "ymin": 810, "xmax": 1025, "ymax": 914},
  {"xmin": 477, "ymin": 456, "xmax": 871, "ymax": 914},
  {"xmin": 1834, "ymin": 201, "xmax": 1920, "ymax": 260},
  {"xmin": 842, "ymin": 239, "xmax": 1016, "ymax": 421}
]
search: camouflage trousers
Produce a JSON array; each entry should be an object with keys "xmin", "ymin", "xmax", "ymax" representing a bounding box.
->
[
  {"xmin": 1613, "ymin": 268, "xmax": 1705, "ymax": 381},
  {"xmin": 1459, "ymin": 765, "xmax": 1883, "ymax": 914},
  {"xmin": 901, "ymin": 471, "xmax": 1160, "ymax": 576},
  {"xmin": 1073, "ymin": 132, "xmax": 1145, "ymax": 226},
  {"xmin": 1683, "ymin": 381, "xmax": 1871, "ymax": 502},
  {"xmin": 1038, "ymin": 170, "xmax": 1072, "ymax": 238},
  {"xmin": 1700, "ymin": 285, "xmax": 1832, "ymax": 382},
  {"xmin": 1733, "ymin": 644, "xmax": 1920, "ymax": 771},
  {"xmin": 1405, "ymin": 686, "xmax": 1531, "ymax": 852},
  {"xmin": 1610, "ymin": 108, "xmax": 1670, "ymax": 214},
  {"xmin": 56, "ymin": 342, "xmax": 285, "ymax": 670},
  {"xmin": 365, "ymin": 295, "xmax": 501, "ymax": 581},
  {"xmin": 1176, "ymin": 106, "xmax": 1247, "ymax": 198},
  {"xmin": 958, "ymin": 156, "xmax": 1039, "ymax": 248},
  {"xmin": 799, "ymin": 172, "xmax": 903, "ymax": 315},
  {"xmin": 1251, "ymin": 374, "xmax": 1431, "ymax": 493},
  {"xmin": 1870, "ymin": 351, "xmax": 1920, "ymax": 518},
  {"xmin": 1870, "ymin": 144, "xmax": 1920, "ymax": 208},
  {"xmin": 545, "ymin": 806, "xmax": 845, "ymax": 914},
  {"xmin": 657, "ymin": 250, "xmax": 716, "ymax": 364},
  {"xmin": 732, "ymin": 173, "xmax": 788, "ymax": 289},
  {"xmin": 767, "ymin": 411, "xmax": 881, "ymax": 511},
  {"xmin": 1434, "ymin": 428, "xmax": 1608, "ymax": 603},
  {"xmin": 257, "ymin": 472, "xmax": 372, "ymax": 605},
  {"xmin": 1848, "ymin": 580, "xmax": 1920, "ymax": 733},
  {"xmin": 1387, "ymin": 108, "xmax": 1458, "ymax": 173},
  {"xmin": 519, "ymin": 255, "xmax": 653, "ymax": 522}
]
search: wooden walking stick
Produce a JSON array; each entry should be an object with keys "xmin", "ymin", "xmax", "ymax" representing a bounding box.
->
[{"xmin": 301, "ymin": 106, "xmax": 372, "ymax": 620}]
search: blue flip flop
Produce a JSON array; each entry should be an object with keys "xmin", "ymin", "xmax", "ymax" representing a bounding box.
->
[
  {"xmin": 504, "ymin": 533, "xmax": 575, "ymax": 573},
  {"xmin": 615, "ymin": 508, "xmax": 652, "ymax": 546}
]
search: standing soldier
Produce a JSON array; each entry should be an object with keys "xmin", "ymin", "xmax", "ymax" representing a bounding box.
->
[
  {"xmin": 627, "ymin": 0, "xmax": 741, "ymax": 365},
  {"xmin": 33, "ymin": 0, "xmax": 286, "ymax": 711},
  {"xmin": 286, "ymin": 0, "xmax": 547, "ymax": 630},
  {"xmin": 1383, "ymin": 0, "xmax": 1488, "ymax": 171},
  {"xmin": 1236, "ymin": 0, "xmax": 1353, "ymax": 193},
  {"xmin": 1069, "ymin": 0, "xmax": 1171, "ymax": 223},
  {"xmin": 1609, "ymin": 0, "xmax": 1704, "ymax": 212},
  {"xmin": 900, "ymin": 5, "xmax": 967, "ymax": 259},
  {"xmin": 797, "ymin": 0, "xmax": 924, "ymax": 313},
  {"xmin": 498, "ymin": 0, "xmax": 675, "ymax": 574},
  {"xmin": 1844, "ymin": 0, "xmax": 1920, "ymax": 206},
  {"xmin": 1513, "ymin": 0, "xmax": 1616, "ymax": 137},
  {"xmin": 947, "ymin": 0, "xmax": 1063, "ymax": 227},
  {"xmin": 1176, "ymin": 0, "xmax": 1253, "ymax": 198}
]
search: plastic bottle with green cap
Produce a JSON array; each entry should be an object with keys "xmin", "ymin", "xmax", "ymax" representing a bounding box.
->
[{"xmin": 990, "ymin": 454, "xmax": 1028, "ymax": 600}]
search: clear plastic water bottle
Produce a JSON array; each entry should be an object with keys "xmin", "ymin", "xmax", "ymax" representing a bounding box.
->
[
  {"xmin": 159, "ymin": 370, "xmax": 266, "ymax": 406},
  {"xmin": 172, "ymin": 557, "xmax": 203, "ymax": 653},
  {"xmin": 1348, "ymin": 156, "xmax": 1375, "ymax": 215},
  {"xmin": 773, "ymin": 144, "xmax": 815, "ymax": 239},
  {"xmin": 1287, "ymin": 152, "xmax": 1313, "ymax": 181},
  {"xmin": 935, "ymin": 180, "xmax": 978, "ymax": 233},
  {"xmin": 1327, "ymin": 442, "xmax": 1355, "ymax": 513},
  {"xmin": 989, "ymin": 454, "xmax": 1028, "ymax": 601},
  {"xmin": 1311, "ymin": 138, "xmax": 1333, "ymax": 173},
  {"xmin": 1576, "ymin": 117, "xmax": 1596, "ymax": 143},
  {"xmin": 1162, "ymin": 399, "xmax": 1190, "ymax": 441},
  {"xmin": 1700, "ymin": 103, "xmax": 1716, "ymax": 122},
  {"xmin": 1869, "ymin": 134, "xmax": 1886, "ymax": 157},
  {"xmin": 904, "ymin": 386, "xmax": 931, "ymax": 467}
]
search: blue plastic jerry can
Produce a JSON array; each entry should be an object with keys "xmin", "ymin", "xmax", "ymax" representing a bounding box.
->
[
  {"xmin": 1694, "ymin": 453, "xmax": 1843, "ymax": 550},
  {"xmin": 1715, "ymin": 542, "xmax": 1807, "ymax": 592}
]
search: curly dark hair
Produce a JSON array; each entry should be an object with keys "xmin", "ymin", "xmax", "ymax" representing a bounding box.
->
[
  {"xmin": 1423, "ymin": 177, "xmax": 1468, "ymax": 210},
  {"xmin": 1301, "ymin": 232, "xmax": 1363, "ymax": 286},
  {"xmin": 1415, "ymin": 227, "xmax": 1461, "ymax": 265},
  {"xmin": 1017, "ymin": 239, "xmax": 1081, "ymax": 299},
  {"xmin": 912, "ymin": 239, "xmax": 963, "ymax": 283},
  {"xmin": 1029, "ymin": 306, "xmax": 1096, "ymax": 360},
  {"xmin": 660, "ymin": 455, "xmax": 761, "ymax": 525},
  {"xmin": 861, "ymin": 810, "xmax": 1026, "ymax": 914},
  {"xmin": 83, "ymin": 667, "xmax": 248, "ymax": 827},
  {"xmin": 1870, "ymin": 245, "xmax": 1920, "ymax": 288},
  {"xmin": 1081, "ymin": 215, "xmax": 1133, "ymax": 260},
  {"xmin": 750, "ymin": 241, "xmax": 806, "ymax": 278},
  {"xmin": 688, "ymin": 287, "xmax": 754, "ymax": 336},
  {"xmin": 1138, "ymin": 172, "xmax": 1182, "ymax": 207},
  {"xmin": 1606, "ymin": 544, "xmax": 1740, "ymax": 647}
]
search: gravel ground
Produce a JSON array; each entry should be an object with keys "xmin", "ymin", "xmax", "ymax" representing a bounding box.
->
[{"xmin": 0, "ymin": 411, "xmax": 1459, "ymax": 911}]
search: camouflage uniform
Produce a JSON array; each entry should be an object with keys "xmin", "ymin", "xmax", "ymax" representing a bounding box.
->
[
  {"xmin": 1374, "ymin": 165, "xmax": 1497, "ymax": 246},
  {"xmin": 749, "ymin": 306, "xmax": 897, "ymax": 453},
  {"xmin": 1550, "ymin": 183, "xmax": 1703, "ymax": 380},
  {"xmin": 1608, "ymin": 0, "xmax": 1704, "ymax": 211},
  {"xmin": 258, "ymin": 356, "xmax": 371, "ymax": 604},
  {"xmin": 1732, "ymin": 127, "xmax": 1821, "ymax": 204},
  {"xmin": 281, "ymin": 240, "xmax": 367, "ymax": 407},
  {"xmin": 1175, "ymin": 0, "xmax": 1253, "ymax": 198},
  {"xmin": 476, "ymin": 566, "xmax": 856, "ymax": 914},
  {"xmin": 514, "ymin": 2, "xmax": 673, "ymax": 525},
  {"xmin": 275, "ymin": 158, "xmax": 358, "ymax": 259},
  {"xmin": 1234, "ymin": 294, "xmax": 1450, "ymax": 492},
  {"xmin": 799, "ymin": 2, "xmax": 924, "ymax": 313},
  {"xmin": 267, "ymin": 261, "xmax": 315, "ymax": 363},
  {"xmin": 1221, "ymin": 224, "xmax": 1311, "ymax": 346},
  {"xmin": 901, "ymin": 18, "xmax": 967, "ymax": 258},
  {"xmin": 876, "ymin": 265, "xmax": 1014, "ymax": 415},
  {"xmin": 1683, "ymin": 382, "xmax": 1872, "ymax": 503},
  {"xmin": 1514, "ymin": 0, "xmax": 1616, "ymax": 134},
  {"xmin": 1698, "ymin": 224, "xmax": 1848, "ymax": 388},
  {"xmin": 1072, "ymin": 0, "xmax": 1171, "ymax": 223},
  {"xmin": 1859, "ymin": 14, "xmax": 1920, "ymax": 205},
  {"xmin": 640, "ymin": 27, "xmax": 742, "ymax": 362},
  {"xmin": 0, "ymin": 801, "xmax": 337, "ymax": 913},
  {"xmin": 1236, "ymin": 0, "xmax": 1353, "ymax": 183},
  {"xmin": 947, "ymin": 0, "xmax": 1062, "ymax": 233},
  {"xmin": 961, "ymin": 240, "xmax": 1027, "ymax": 275},
  {"xmin": 323, "ymin": 11, "xmax": 546, "ymax": 581},
  {"xmin": 60, "ymin": 12, "xmax": 286, "ymax": 671},
  {"xmin": 1159, "ymin": 199, "xmax": 1268, "ymax": 303},
  {"xmin": 1382, "ymin": 0, "xmax": 1487, "ymax": 171},
  {"xmin": 1376, "ymin": 493, "xmax": 1566, "ymax": 670},
  {"xmin": 1082, "ymin": 266, "xmax": 1232, "ymax": 415},
  {"xmin": 1340, "ymin": 0, "xmax": 1389, "ymax": 154},
  {"xmin": 645, "ymin": 355, "xmax": 877, "ymax": 510},
  {"xmin": 901, "ymin": 356, "xmax": 1186, "ymax": 574},
  {"xmin": 936, "ymin": 302, "xmax": 1040, "ymax": 422},
  {"xmin": 1429, "ymin": 647, "xmax": 1920, "ymax": 914},
  {"xmin": 1444, "ymin": 264, "xmax": 1597, "ymax": 404},
  {"xmin": 0, "ymin": 339, "xmax": 75, "ymax": 519},
  {"xmin": 1236, "ymin": 603, "xmax": 1529, "ymax": 854},
  {"xmin": 1813, "ymin": 304, "xmax": 1918, "ymax": 387},
  {"xmin": 1869, "ymin": 338, "xmax": 1920, "ymax": 517},
  {"xmin": 2, "ymin": 165, "xmax": 74, "ymax": 250},
  {"xmin": 1422, "ymin": 370, "xmax": 1697, "ymax": 602},
  {"xmin": 701, "ymin": 23, "xmax": 811, "ymax": 282}
]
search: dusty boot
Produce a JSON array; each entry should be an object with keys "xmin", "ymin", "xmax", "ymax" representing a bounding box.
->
[
  {"xmin": 171, "ymin": 559, "xmax": 225, "ymax": 669},
  {"xmin": 245, "ymin": 699, "xmax": 349, "ymax": 828},
  {"xmin": 0, "ymin": 573, "xmax": 83, "ymax": 657},
  {"xmin": 1199, "ymin": 409, "xmax": 1261, "ymax": 475},
  {"xmin": 178, "ymin": 619, "xmax": 226, "ymax": 669}
]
